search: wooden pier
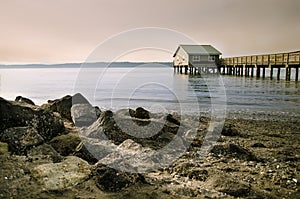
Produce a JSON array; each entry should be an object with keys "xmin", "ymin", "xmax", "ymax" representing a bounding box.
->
[
  {"xmin": 174, "ymin": 64, "xmax": 219, "ymax": 76},
  {"xmin": 221, "ymin": 51, "xmax": 300, "ymax": 81}
]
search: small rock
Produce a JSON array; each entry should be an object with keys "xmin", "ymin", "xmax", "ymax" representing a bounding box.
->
[
  {"xmin": 251, "ymin": 143, "xmax": 267, "ymax": 148},
  {"xmin": 221, "ymin": 124, "xmax": 239, "ymax": 136},
  {"xmin": 211, "ymin": 143, "xmax": 257, "ymax": 161},
  {"xmin": 130, "ymin": 107, "xmax": 150, "ymax": 119},
  {"xmin": 165, "ymin": 114, "xmax": 180, "ymax": 126},
  {"xmin": 93, "ymin": 164, "xmax": 145, "ymax": 192},
  {"xmin": 208, "ymin": 173, "xmax": 251, "ymax": 197},
  {"xmin": 0, "ymin": 142, "xmax": 9, "ymax": 154},
  {"xmin": 188, "ymin": 169, "xmax": 208, "ymax": 181},
  {"xmin": 15, "ymin": 96, "xmax": 35, "ymax": 105}
]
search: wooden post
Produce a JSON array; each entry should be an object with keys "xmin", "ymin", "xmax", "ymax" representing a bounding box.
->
[
  {"xmin": 296, "ymin": 67, "xmax": 299, "ymax": 81},
  {"xmin": 277, "ymin": 67, "xmax": 281, "ymax": 80},
  {"xmin": 251, "ymin": 66, "xmax": 254, "ymax": 77},
  {"xmin": 285, "ymin": 66, "xmax": 291, "ymax": 81},
  {"xmin": 256, "ymin": 66, "xmax": 260, "ymax": 78},
  {"xmin": 270, "ymin": 65, "xmax": 273, "ymax": 80},
  {"xmin": 241, "ymin": 66, "xmax": 244, "ymax": 77},
  {"xmin": 262, "ymin": 67, "xmax": 266, "ymax": 78}
]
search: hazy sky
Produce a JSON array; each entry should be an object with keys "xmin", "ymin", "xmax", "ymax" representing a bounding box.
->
[{"xmin": 0, "ymin": 0, "xmax": 299, "ymax": 64}]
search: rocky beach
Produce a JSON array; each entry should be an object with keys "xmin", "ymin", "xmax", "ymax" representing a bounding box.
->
[{"xmin": 0, "ymin": 94, "xmax": 299, "ymax": 199}]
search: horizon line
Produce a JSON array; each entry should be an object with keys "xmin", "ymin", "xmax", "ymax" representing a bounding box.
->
[{"xmin": 0, "ymin": 61, "xmax": 173, "ymax": 66}]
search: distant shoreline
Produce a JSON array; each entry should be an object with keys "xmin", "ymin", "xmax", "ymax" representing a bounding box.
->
[{"xmin": 0, "ymin": 62, "xmax": 173, "ymax": 69}]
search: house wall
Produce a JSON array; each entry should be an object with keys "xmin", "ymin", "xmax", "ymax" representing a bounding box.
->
[
  {"xmin": 173, "ymin": 46, "xmax": 189, "ymax": 66},
  {"xmin": 189, "ymin": 54, "xmax": 219, "ymax": 64}
]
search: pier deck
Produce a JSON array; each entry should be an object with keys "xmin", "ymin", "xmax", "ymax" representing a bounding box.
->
[{"xmin": 221, "ymin": 51, "xmax": 300, "ymax": 81}]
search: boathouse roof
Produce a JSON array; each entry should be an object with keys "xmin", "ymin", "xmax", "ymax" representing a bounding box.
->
[{"xmin": 173, "ymin": 45, "xmax": 222, "ymax": 57}]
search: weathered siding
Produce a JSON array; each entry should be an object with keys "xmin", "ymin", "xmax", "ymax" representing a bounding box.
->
[{"xmin": 173, "ymin": 46, "xmax": 189, "ymax": 66}]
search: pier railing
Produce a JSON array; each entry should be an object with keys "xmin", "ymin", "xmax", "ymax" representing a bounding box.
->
[
  {"xmin": 221, "ymin": 51, "xmax": 300, "ymax": 81},
  {"xmin": 223, "ymin": 51, "xmax": 300, "ymax": 66}
]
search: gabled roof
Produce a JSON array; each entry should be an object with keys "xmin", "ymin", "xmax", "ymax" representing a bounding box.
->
[{"xmin": 173, "ymin": 45, "xmax": 222, "ymax": 57}]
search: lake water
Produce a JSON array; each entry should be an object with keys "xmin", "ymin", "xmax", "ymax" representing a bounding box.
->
[{"xmin": 0, "ymin": 64, "xmax": 299, "ymax": 119}]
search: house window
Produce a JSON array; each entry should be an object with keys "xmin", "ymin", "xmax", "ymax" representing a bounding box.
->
[
  {"xmin": 208, "ymin": 56, "xmax": 215, "ymax": 61},
  {"xmin": 192, "ymin": 55, "xmax": 201, "ymax": 62}
]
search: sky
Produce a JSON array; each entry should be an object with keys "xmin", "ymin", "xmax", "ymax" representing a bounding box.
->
[{"xmin": 0, "ymin": 0, "xmax": 299, "ymax": 64}]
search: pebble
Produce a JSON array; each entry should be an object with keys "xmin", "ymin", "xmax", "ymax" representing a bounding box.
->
[{"xmin": 276, "ymin": 165, "xmax": 280, "ymax": 169}]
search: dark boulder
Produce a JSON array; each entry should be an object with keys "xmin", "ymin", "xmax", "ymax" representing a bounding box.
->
[
  {"xmin": 0, "ymin": 97, "xmax": 64, "ymax": 142},
  {"xmin": 15, "ymin": 96, "xmax": 35, "ymax": 105},
  {"xmin": 1, "ymin": 127, "xmax": 44, "ymax": 155},
  {"xmin": 93, "ymin": 164, "xmax": 145, "ymax": 192},
  {"xmin": 43, "ymin": 93, "xmax": 90, "ymax": 121},
  {"xmin": 221, "ymin": 124, "xmax": 239, "ymax": 136},
  {"xmin": 98, "ymin": 110, "xmax": 118, "ymax": 131},
  {"xmin": 129, "ymin": 107, "xmax": 150, "ymax": 119},
  {"xmin": 165, "ymin": 114, "xmax": 180, "ymax": 126}
]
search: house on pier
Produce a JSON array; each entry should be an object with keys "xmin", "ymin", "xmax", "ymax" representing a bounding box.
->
[{"xmin": 173, "ymin": 44, "xmax": 222, "ymax": 74}]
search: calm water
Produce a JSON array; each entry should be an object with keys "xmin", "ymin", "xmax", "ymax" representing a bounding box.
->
[{"xmin": 0, "ymin": 65, "xmax": 299, "ymax": 118}]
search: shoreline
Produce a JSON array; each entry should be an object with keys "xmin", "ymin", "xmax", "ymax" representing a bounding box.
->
[{"xmin": 0, "ymin": 94, "xmax": 299, "ymax": 198}]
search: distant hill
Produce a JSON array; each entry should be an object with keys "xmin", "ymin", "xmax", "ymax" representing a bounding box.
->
[{"xmin": 0, "ymin": 62, "xmax": 172, "ymax": 69}]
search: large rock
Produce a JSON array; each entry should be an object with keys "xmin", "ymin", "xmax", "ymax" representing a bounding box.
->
[
  {"xmin": 31, "ymin": 156, "xmax": 91, "ymax": 191},
  {"xmin": 44, "ymin": 93, "xmax": 90, "ymax": 121},
  {"xmin": 49, "ymin": 133, "xmax": 82, "ymax": 156},
  {"xmin": 71, "ymin": 104, "xmax": 101, "ymax": 127},
  {"xmin": 80, "ymin": 109, "xmax": 189, "ymax": 150},
  {"xmin": 0, "ymin": 97, "xmax": 65, "ymax": 141},
  {"xmin": 77, "ymin": 137, "xmax": 118, "ymax": 164},
  {"xmin": 27, "ymin": 143, "xmax": 63, "ymax": 163},
  {"xmin": 1, "ymin": 127, "xmax": 44, "ymax": 155}
]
